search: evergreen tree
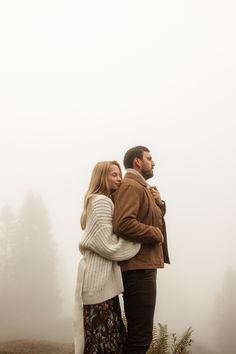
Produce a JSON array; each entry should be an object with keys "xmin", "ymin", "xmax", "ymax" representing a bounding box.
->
[
  {"xmin": 0, "ymin": 193, "xmax": 61, "ymax": 331},
  {"xmin": 0, "ymin": 205, "xmax": 17, "ymax": 321},
  {"xmin": 214, "ymin": 268, "xmax": 236, "ymax": 354},
  {"xmin": 0, "ymin": 205, "xmax": 16, "ymax": 264}
]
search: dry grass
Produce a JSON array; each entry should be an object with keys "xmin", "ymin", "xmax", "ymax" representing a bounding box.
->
[{"xmin": 0, "ymin": 340, "xmax": 73, "ymax": 354}]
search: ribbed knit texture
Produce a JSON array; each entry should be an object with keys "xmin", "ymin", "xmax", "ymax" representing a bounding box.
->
[
  {"xmin": 79, "ymin": 194, "xmax": 140, "ymax": 303},
  {"xmin": 74, "ymin": 194, "xmax": 140, "ymax": 354}
]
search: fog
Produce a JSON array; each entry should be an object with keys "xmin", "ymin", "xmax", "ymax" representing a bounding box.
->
[{"xmin": 1, "ymin": 1, "xmax": 236, "ymax": 353}]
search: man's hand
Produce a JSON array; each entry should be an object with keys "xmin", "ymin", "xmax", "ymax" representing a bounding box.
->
[{"xmin": 149, "ymin": 186, "xmax": 163, "ymax": 205}]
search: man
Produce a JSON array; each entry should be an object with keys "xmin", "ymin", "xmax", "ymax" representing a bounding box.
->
[{"xmin": 113, "ymin": 145, "xmax": 170, "ymax": 354}]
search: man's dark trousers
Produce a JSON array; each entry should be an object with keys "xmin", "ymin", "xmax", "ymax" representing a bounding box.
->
[{"xmin": 122, "ymin": 269, "xmax": 157, "ymax": 354}]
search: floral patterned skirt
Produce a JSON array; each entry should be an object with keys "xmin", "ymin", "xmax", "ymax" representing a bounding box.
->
[{"xmin": 83, "ymin": 295, "xmax": 126, "ymax": 353}]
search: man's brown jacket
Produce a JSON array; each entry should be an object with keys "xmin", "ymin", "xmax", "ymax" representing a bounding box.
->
[{"xmin": 113, "ymin": 172, "xmax": 170, "ymax": 272}]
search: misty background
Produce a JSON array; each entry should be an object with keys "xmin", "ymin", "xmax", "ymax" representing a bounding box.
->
[{"xmin": 0, "ymin": 1, "xmax": 236, "ymax": 353}]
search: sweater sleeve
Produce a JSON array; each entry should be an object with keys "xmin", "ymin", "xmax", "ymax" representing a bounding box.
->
[{"xmin": 79, "ymin": 195, "xmax": 140, "ymax": 261}]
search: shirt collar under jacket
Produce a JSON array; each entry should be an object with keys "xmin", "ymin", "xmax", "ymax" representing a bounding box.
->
[{"xmin": 126, "ymin": 168, "xmax": 150, "ymax": 187}]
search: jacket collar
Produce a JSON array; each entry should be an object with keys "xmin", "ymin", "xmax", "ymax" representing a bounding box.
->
[{"xmin": 125, "ymin": 169, "xmax": 148, "ymax": 187}]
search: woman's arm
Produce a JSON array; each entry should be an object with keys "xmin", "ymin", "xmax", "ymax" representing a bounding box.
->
[{"xmin": 79, "ymin": 195, "xmax": 140, "ymax": 261}]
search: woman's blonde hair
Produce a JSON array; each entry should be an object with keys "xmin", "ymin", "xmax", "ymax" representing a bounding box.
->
[{"xmin": 80, "ymin": 160, "xmax": 122, "ymax": 229}]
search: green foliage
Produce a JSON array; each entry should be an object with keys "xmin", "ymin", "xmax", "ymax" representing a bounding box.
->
[
  {"xmin": 148, "ymin": 324, "xmax": 169, "ymax": 354},
  {"xmin": 122, "ymin": 314, "xmax": 193, "ymax": 354},
  {"xmin": 147, "ymin": 323, "xmax": 193, "ymax": 354}
]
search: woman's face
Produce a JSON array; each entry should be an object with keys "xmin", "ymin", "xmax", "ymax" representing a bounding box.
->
[{"xmin": 107, "ymin": 164, "xmax": 122, "ymax": 193}]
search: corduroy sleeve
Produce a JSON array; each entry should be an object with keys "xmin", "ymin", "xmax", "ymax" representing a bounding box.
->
[{"xmin": 113, "ymin": 184, "xmax": 163, "ymax": 244}]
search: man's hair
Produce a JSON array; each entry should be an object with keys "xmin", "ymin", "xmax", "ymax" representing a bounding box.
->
[{"xmin": 123, "ymin": 146, "xmax": 150, "ymax": 169}]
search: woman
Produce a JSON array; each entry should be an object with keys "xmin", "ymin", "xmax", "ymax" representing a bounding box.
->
[{"xmin": 74, "ymin": 161, "xmax": 140, "ymax": 354}]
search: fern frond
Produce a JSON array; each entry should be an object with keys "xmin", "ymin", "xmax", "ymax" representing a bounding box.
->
[
  {"xmin": 148, "ymin": 323, "xmax": 170, "ymax": 354},
  {"xmin": 171, "ymin": 327, "xmax": 193, "ymax": 354},
  {"xmin": 122, "ymin": 313, "xmax": 193, "ymax": 354}
]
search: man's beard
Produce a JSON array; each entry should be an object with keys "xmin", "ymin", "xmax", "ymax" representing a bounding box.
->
[{"xmin": 141, "ymin": 169, "xmax": 154, "ymax": 180}]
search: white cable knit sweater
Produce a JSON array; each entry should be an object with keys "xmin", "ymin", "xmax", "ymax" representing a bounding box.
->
[{"xmin": 74, "ymin": 194, "xmax": 140, "ymax": 354}]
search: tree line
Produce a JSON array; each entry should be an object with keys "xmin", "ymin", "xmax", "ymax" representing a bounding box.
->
[{"xmin": 0, "ymin": 192, "xmax": 61, "ymax": 340}]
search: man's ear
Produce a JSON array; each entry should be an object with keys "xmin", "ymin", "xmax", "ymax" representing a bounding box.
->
[{"xmin": 134, "ymin": 157, "xmax": 142, "ymax": 169}]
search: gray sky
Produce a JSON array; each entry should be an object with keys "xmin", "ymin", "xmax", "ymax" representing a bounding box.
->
[{"xmin": 1, "ymin": 0, "xmax": 236, "ymax": 349}]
